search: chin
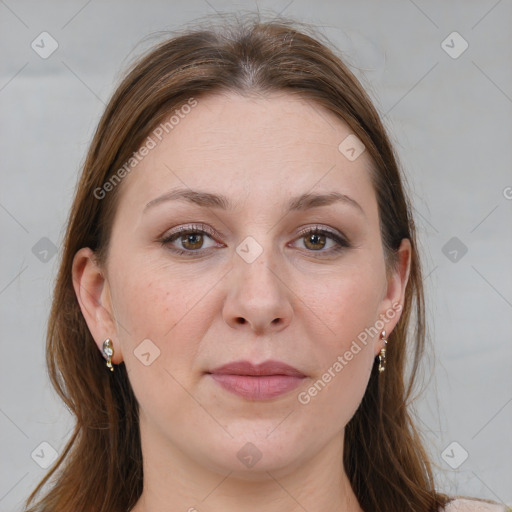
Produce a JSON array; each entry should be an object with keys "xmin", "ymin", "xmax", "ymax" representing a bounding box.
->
[{"xmin": 196, "ymin": 433, "xmax": 307, "ymax": 480}]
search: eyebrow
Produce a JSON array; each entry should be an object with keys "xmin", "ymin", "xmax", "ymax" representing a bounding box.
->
[{"xmin": 144, "ymin": 188, "xmax": 365, "ymax": 216}]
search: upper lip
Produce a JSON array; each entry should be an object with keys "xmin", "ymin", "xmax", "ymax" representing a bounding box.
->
[{"xmin": 208, "ymin": 360, "xmax": 306, "ymax": 377}]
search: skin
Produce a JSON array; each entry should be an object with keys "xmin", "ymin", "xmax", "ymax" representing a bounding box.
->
[{"xmin": 73, "ymin": 91, "xmax": 411, "ymax": 512}]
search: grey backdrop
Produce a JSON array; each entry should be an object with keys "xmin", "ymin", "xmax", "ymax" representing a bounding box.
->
[{"xmin": 1, "ymin": 0, "xmax": 511, "ymax": 510}]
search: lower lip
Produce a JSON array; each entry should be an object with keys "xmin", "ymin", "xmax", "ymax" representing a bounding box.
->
[{"xmin": 209, "ymin": 374, "xmax": 305, "ymax": 400}]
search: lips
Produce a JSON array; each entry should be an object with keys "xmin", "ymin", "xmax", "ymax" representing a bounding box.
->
[
  {"xmin": 209, "ymin": 360, "xmax": 306, "ymax": 377},
  {"xmin": 207, "ymin": 360, "xmax": 306, "ymax": 400}
]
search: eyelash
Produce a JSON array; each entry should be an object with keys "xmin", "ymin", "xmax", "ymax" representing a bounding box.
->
[{"xmin": 159, "ymin": 223, "xmax": 350, "ymax": 257}]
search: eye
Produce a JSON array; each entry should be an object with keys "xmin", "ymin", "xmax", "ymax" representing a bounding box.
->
[
  {"xmin": 159, "ymin": 223, "xmax": 350, "ymax": 257},
  {"xmin": 160, "ymin": 223, "xmax": 221, "ymax": 256},
  {"xmin": 292, "ymin": 225, "xmax": 350, "ymax": 255}
]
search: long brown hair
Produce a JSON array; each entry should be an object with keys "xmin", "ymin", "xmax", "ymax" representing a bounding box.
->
[{"xmin": 25, "ymin": 13, "xmax": 450, "ymax": 512}]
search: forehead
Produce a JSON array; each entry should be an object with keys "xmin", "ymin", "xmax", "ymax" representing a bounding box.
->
[{"xmin": 117, "ymin": 91, "xmax": 376, "ymax": 213}]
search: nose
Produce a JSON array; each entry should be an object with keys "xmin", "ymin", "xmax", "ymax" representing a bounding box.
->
[{"xmin": 222, "ymin": 247, "xmax": 293, "ymax": 335}]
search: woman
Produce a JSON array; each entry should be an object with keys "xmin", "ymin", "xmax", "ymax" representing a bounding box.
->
[{"xmin": 24, "ymin": 15, "xmax": 509, "ymax": 512}]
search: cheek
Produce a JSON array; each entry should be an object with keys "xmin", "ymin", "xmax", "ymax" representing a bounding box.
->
[
  {"xmin": 109, "ymin": 258, "xmax": 222, "ymax": 384},
  {"xmin": 296, "ymin": 280, "xmax": 378, "ymax": 430},
  {"xmin": 112, "ymin": 270, "xmax": 174, "ymax": 338},
  {"xmin": 110, "ymin": 259, "xmax": 208, "ymax": 341},
  {"xmin": 109, "ymin": 265, "xmax": 207, "ymax": 415},
  {"xmin": 309, "ymin": 263, "xmax": 383, "ymax": 344},
  {"xmin": 296, "ymin": 264, "xmax": 382, "ymax": 411}
]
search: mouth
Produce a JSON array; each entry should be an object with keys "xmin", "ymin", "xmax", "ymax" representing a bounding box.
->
[{"xmin": 206, "ymin": 360, "xmax": 306, "ymax": 401}]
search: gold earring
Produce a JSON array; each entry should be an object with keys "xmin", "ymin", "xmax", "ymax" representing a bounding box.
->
[
  {"xmin": 102, "ymin": 338, "xmax": 114, "ymax": 372},
  {"xmin": 378, "ymin": 330, "xmax": 388, "ymax": 373}
]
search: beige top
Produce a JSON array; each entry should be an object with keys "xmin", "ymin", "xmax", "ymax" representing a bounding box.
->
[{"xmin": 443, "ymin": 498, "xmax": 511, "ymax": 511}]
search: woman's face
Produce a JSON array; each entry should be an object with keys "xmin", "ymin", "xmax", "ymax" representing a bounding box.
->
[{"xmin": 74, "ymin": 91, "xmax": 410, "ymax": 478}]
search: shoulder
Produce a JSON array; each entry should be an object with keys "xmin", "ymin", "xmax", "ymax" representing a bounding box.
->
[{"xmin": 441, "ymin": 498, "xmax": 512, "ymax": 512}]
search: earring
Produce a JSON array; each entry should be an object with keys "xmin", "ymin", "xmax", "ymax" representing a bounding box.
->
[
  {"xmin": 102, "ymin": 338, "xmax": 114, "ymax": 372},
  {"xmin": 378, "ymin": 330, "xmax": 388, "ymax": 373}
]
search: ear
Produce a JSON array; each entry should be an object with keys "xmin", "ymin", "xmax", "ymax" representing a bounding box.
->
[
  {"xmin": 374, "ymin": 238, "xmax": 411, "ymax": 356},
  {"xmin": 71, "ymin": 247, "xmax": 124, "ymax": 364}
]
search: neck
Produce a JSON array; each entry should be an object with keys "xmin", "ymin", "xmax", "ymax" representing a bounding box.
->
[{"xmin": 130, "ymin": 421, "xmax": 363, "ymax": 512}]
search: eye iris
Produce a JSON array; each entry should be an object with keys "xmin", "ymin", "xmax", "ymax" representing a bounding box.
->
[
  {"xmin": 181, "ymin": 233, "xmax": 203, "ymax": 250},
  {"xmin": 304, "ymin": 232, "xmax": 326, "ymax": 250}
]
